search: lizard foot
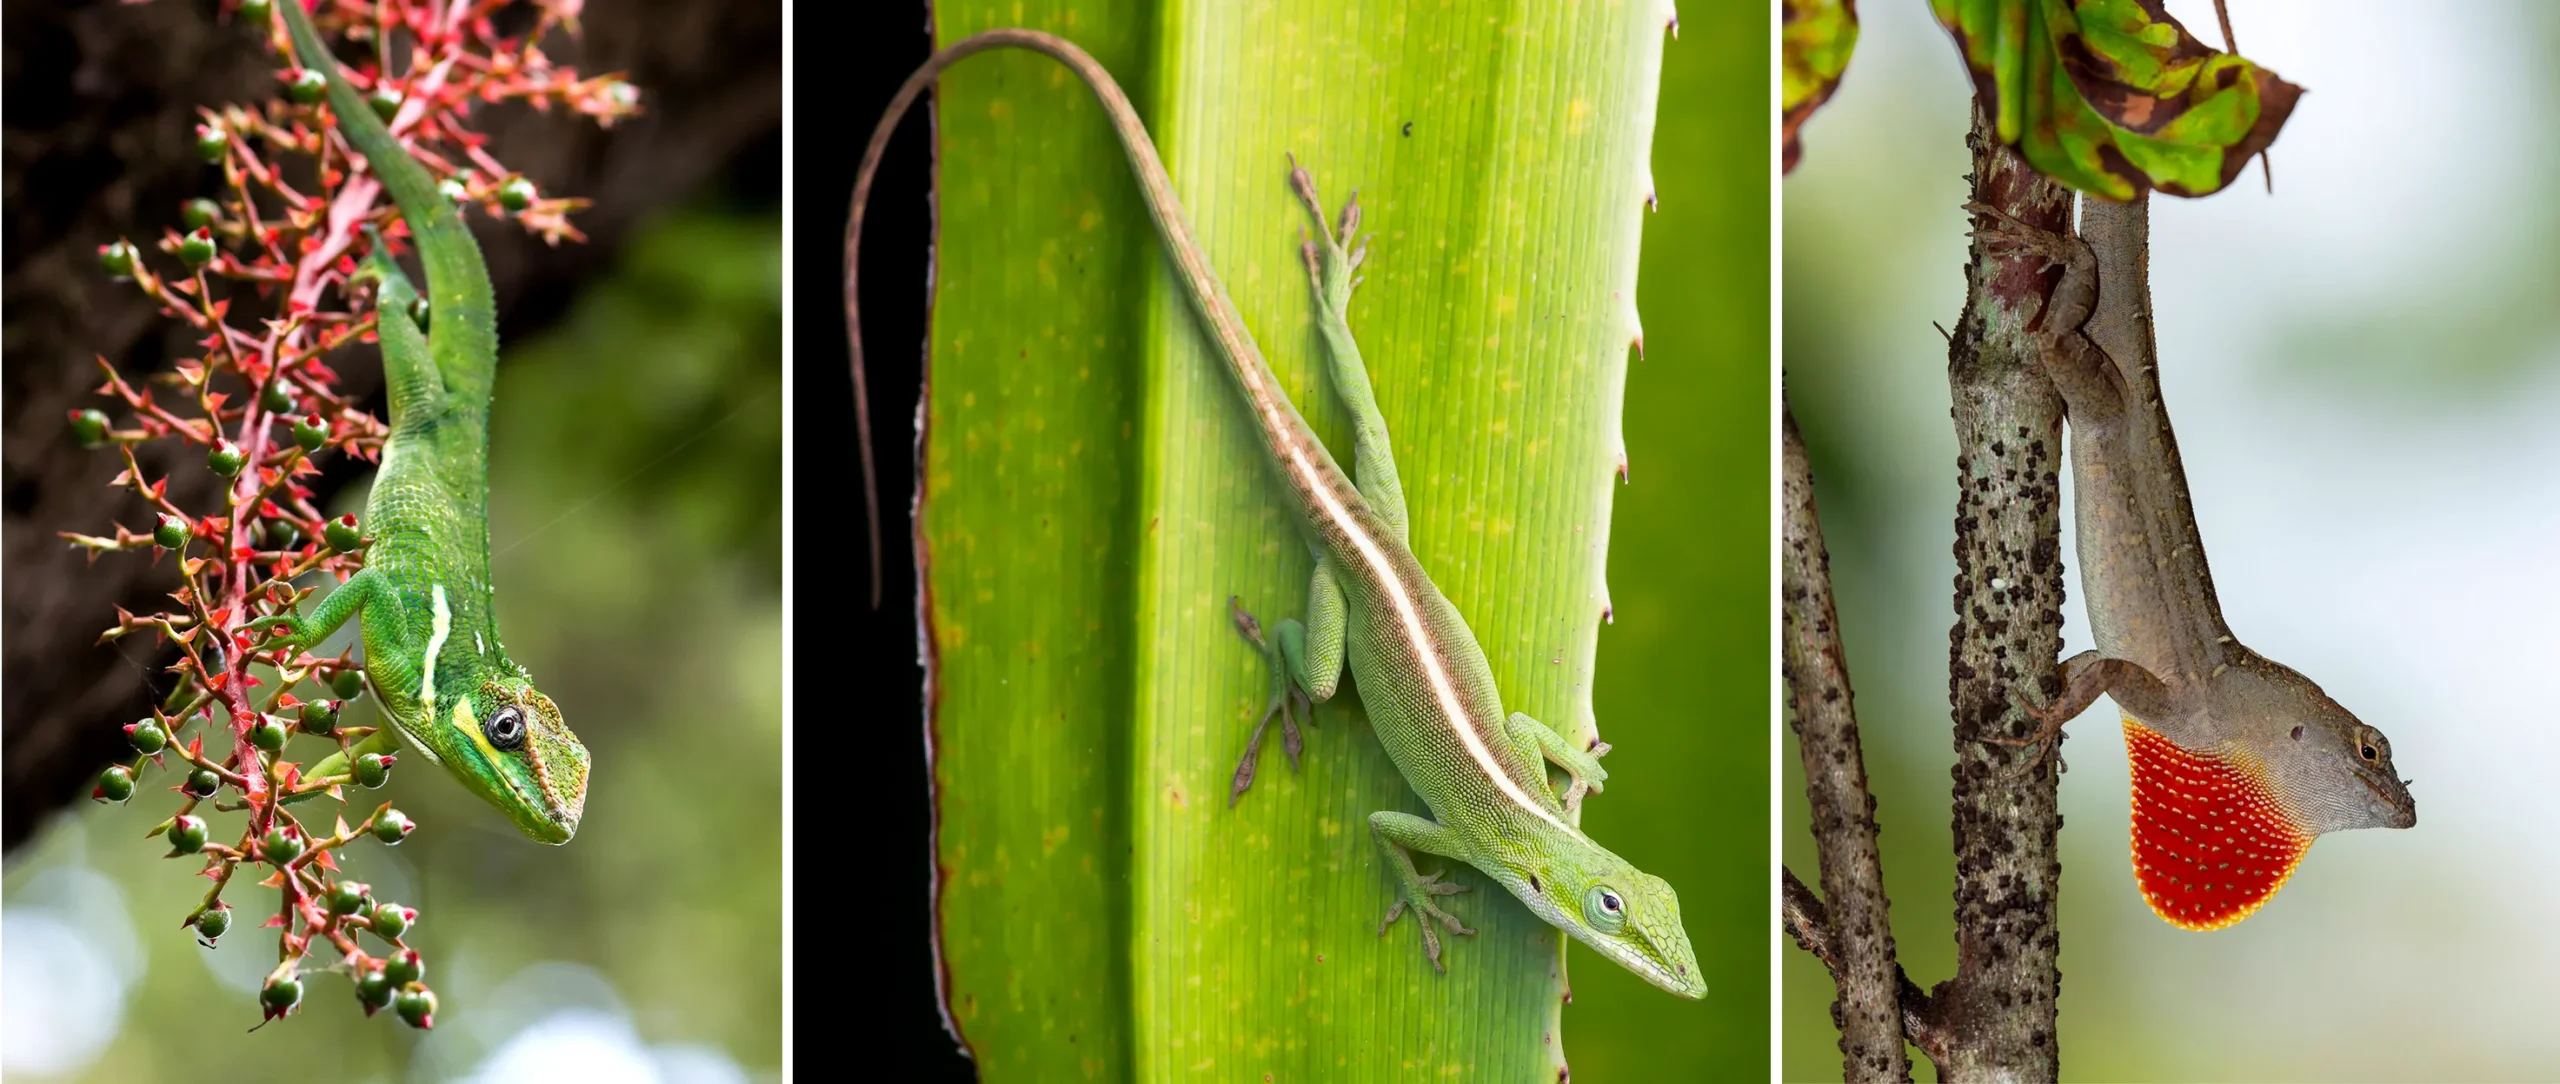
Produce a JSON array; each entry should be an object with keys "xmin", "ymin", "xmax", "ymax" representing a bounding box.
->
[
  {"xmin": 1978, "ymin": 685, "xmax": 2074, "ymax": 778},
  {"xmin": 1229, "ymin": 596, "xmax": 1313, "ymax": 806},
  {"xmin": 1378, "ymin": 868, "xmax": 1475, "ymax": 973},
  {"xmin": 1287, "ymin": 153, "xmax": 1367, "ymax": 310},
  {"xmin": 241, "ymin": 613, "xmax": 309, "ymax": 655},
  {"xmin": 1961, "ymin": 200, "xmax": 2077, "ymax": 267}
]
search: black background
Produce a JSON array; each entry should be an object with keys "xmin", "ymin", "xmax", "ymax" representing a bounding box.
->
[{"xmin": 801, "ymin": 6, "xmax": 974, "ymax": 1081}]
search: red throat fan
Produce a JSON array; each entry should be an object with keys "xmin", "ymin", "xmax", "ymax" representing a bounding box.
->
[{"xmin": 2124, "ymin": 718, "xmax": 2312, "ymax": 930}]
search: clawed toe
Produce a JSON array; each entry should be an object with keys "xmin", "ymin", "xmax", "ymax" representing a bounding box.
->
[{"xmin": 1380, "ymin": 875, "xmax": 1476, "ymax": 973}]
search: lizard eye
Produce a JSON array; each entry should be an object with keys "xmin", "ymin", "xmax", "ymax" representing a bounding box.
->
[
  {"xmin": 1584, "ymin": 885, "xmax": 1627, "ymax": 933},
  {"xmin": 485, "ymin": 705, "xmax": 526, "ymax": 752}
]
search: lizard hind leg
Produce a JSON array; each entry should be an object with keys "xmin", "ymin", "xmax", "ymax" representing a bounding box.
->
[
  {"xmin": 1285, "ymin": 155, "xmax": 1409, "ymax": 541},
  {"xmin": 1368, "ymin": 811, "xmax": 1478, "ymax": 973},
  {"xmin": 349, "ymin": 225, "xmax": 447, "ymax": 426}
]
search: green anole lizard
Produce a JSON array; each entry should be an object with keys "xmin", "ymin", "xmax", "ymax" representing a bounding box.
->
[
  {"xmin": 247, "ymin": 0, "xmax": 589, "ymax": 844},
  {"xmin": 1973, "ymin": 194, "xmax": 2414, "ymax": 930},
  {"xmin": 847, "ymin": 29, "xmax": 1704, "ymax": 996}
]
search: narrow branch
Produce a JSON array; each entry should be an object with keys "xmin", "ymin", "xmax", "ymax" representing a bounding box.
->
[
  {"xmin": 1781, "ymin": 403, "xmax": 1912, "ymax": 1083},
  {"xmin": 1782, "ymin": 867, "xmax": 1945, "ymax": 1064}
]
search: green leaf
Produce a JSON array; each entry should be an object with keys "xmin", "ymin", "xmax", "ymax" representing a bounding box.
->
[
  {"xmin": 917, "ymin": 2, "xmax": 1676, "ymax": 1077},
  {"xmin": 1782, "ymin": 0, "xmax": 1861, "ymax": 174},
  {"xmin": 1928, "ymin": 0, "xmax": 2300, "ymax": 199}
]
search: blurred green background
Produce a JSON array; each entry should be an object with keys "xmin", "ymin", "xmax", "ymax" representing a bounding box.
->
[
  {"xmin": 1784, "ymin": 0, "xmax": 2560, "ymax": 1079},
  {"xmin": 1574, "ymin": 1, "xmax": 1770, "ymax": 1076},
  {"xmin": 2, "ymin": 205, "xmax": 782, "ymax": 1082}
]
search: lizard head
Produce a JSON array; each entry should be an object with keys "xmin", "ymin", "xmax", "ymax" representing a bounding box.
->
[
  {"xmin": 442, "ymin": 678, "xmax": 588, "ymax": 844},
  {"xmin": 1515, "ymin": 844, "xmax": 1705, "ymax": 999},
  {"xmin": 2214, "ymin": 657, "xmax": 2415, "ymax": 835}
]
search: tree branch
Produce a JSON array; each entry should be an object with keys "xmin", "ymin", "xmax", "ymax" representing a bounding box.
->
[
  {"xmin": 1782, "ymin": 866, "xmax": 1946, "ymax": 1065},
  {"xmin": 1781, "ymin": 402, "xmax": 1913, "ymax": 1083},
  {"xmin": 1928, "ymin": 104, "xmax": 2075, "ymax": 1081}
]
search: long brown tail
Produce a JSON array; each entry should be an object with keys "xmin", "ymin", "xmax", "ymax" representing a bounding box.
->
[{"xmin": 846, "ymin": 29, "xmax": 1129, "ymax": 608}]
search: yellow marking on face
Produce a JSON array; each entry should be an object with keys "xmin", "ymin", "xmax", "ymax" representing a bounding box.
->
[{"xmin": 449, "ymin": 695, "xmax": 507, "ymax": 767}]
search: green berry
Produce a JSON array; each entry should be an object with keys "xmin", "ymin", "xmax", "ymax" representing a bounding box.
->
[
  {"xmin": 70, "ymin": 409, "xmax": 110, "ymax": 447},
  {"xmin": 154, "ymin": 514, "xmax": 190, "ymax": 550},
  {"xmin": 356, "ymin": 966, "xmax": 395, "ymax": 1011},
  {"xmin": 99, "ymin": 240, "xmax": 138, "ymax": 279},
  {"xmin": 194, "ymin": 122, "xmax": 229, "ymax": 163},
  {"xmin": 127, "ymin": 718, "xmax": 169, "ymax": 754},
  {"xmin": 438, "ymin": 177, "xmax": 468, "ymax": 204},
  {"xmin": 293, "ymin": 413, "xmax": 328, "ymax": 452},
  {"xmin": 261, "ymin": 972, "xmax": 302, "ymax": 1017},
  {"xmin": 167, "ymin": 814, "xmax": 209, "ymax": 854},
  {"xmin": 354, "ymin": 752, "xmax": 389, "ymax": 789},
  {"xmin": 374, "ymin": 810, "xmax": 413, "ymax": 846},
  {"xmin": 409, "ymin": 294, "xmax": 431, "ymax": 329},
  {"xmin": 371, "ymin": 901, "xmax": 412, "ymax": 938},
  {"xmin": 238, "ymin": 0, "xmax": 273, "ymax": 19},
  {"xmin": 297, "ymin": 700, "xmax": 339, "ymax": 737},
  {"xmin": 261, "ymin": 825, "xmax": 303, "ymax": 864},
  {"xmin": 193, "ymin": 905, "xmax": 231, "ymax": 941},
  {"xmin": 395, "ymin": 983, "xmax": 436, "ymax": 1029},
  {"xmin": 186, "ymin": 767, "xmax": 221, "ymax": 798},
  {"xmin": 497, "ymin": 177, "xmax": 536, "ymax": 213},
  {"xmin": 332, "ymin": 668, "xmax": 364, "ymax": 700},
  {"xmin": 96, "ymin": 765, "xmax": 136, "ymax": 803},
  {"xmin": 177, "ymin": 228, "xmax": 217, "ymax": 269},
  {"xmin": 182, "ymin": 198, "xmax": 222, "ymax": 229},
  {"xmin": 324, "ymin": 514, "xmax": 362, "ymax": 553},
  {"xmin": 326, "ymin": 879, "xmax": 371, "ymax": 916},
  {"xmin": 207, "ymin": 440, "xmax": 245, "ymax": 477},
  {"xmin": 369, "ymin": 87, "xmax": 402, "ymax": 122},
  {"xmin": 249, "ymin": 713, "xmax": 287, "ymax": 752},
  {"xmin": 286, "ymin": 69, "xmax": 326, "ymax": 105},
  {"xmin": 382, "ymin": 948, "xmax": 423, "ymax": 986},
  {"xmin": 264, "ymin": 518, "xmax": 303, "ymax": 549},
  {"xmin": 261, "ymin": 377, "xmax": 296, "ymax": 414}
]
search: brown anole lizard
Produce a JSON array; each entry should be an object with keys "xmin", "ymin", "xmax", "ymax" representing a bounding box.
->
[{"xmin": 1973, "ymin": 194, "xmax": 2416, "ymax": 930}]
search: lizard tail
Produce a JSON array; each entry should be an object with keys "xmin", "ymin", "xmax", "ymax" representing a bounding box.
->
[
  {"xmin": 849, "ymin": 28, "xmax": 1310, "ymax": 612},
  {"xmin": 849, "ymin": 33, "xmax": 1077, "ymax": 611}
]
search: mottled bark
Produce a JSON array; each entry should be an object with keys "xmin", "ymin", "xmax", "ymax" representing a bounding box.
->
[
  {"xmin": 1922, "ymin": 105, "xmax": 2074, "ymax": 1083},
  {"xmin": 1781, "ymin": 867, "xmax": 1945, "ymax": 1065},
  {"xmin": 4, "ymin": 0, "xmax": 780, "ymax": 852},
  {"xmin": 1781, "ymin": 403, "xmax": 1913, "ymax": 1083}
]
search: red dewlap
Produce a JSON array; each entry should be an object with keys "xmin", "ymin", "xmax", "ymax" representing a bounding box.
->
[{"xmin": 2123, "ymin": 718, "xmax": 2312, "ymax": 931}]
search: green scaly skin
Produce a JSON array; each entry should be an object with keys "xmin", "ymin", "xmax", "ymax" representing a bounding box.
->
[
  {"xmin": 249, "ymin": 0, "xmax": 588, "ymax": 844},
  {"xmin": 851, "ymin": 30, "xmax": 1703, "ymax": 997}
]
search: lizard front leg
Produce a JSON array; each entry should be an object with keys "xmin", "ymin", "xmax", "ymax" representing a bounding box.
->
[
  {"xmin": 1995, "ymin": 650, "xmax": 2180, "ymax": 774},
  {"xmin": 1504, "ymin": 711, "xmax": 1610, "ymax": 812},
  {"xmin": 1227, "ymin": 563, "xmax": 1347, "ymax": 805},
  {"xmin": 246, "ymin": 568, "xmax": 391, "ymax": 658},
  {"xmin": 1368, "ymin": 811, "xmax": 1478, "ymax": 973}
]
